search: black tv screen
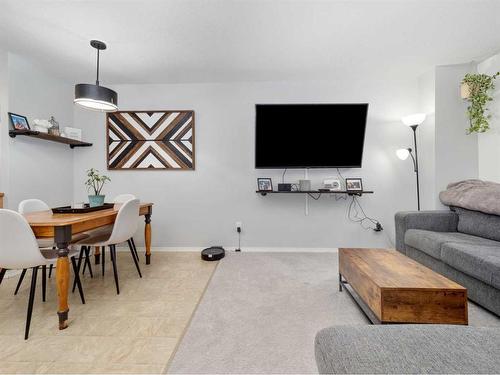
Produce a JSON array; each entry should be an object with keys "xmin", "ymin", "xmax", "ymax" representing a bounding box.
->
[{"xmin": 255, "ymin": 104, "xmax": 368, "ymax": 168}]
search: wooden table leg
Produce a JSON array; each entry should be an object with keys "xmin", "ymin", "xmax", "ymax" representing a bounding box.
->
[
  {"xmin": 144, "ymin": 211, "xmax": 152, "ymax": 265},
  {"xmin": 55, "ymin": 225, "xmax": 72, "ymax": 330},
  {"xmin": 94, "ymin": 246, "xmax": 101, "ymax": 265}
]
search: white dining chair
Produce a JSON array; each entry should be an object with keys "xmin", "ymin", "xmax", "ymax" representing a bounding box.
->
[
  {"xmin": 113, "ymin": 194, "xmax": 140, "ymax": 262},
  {"xmin": 114, "ymin": 194, "xmax": 137, "ymax": 203},
  {"xmin": 79, "ymin": 193, "xmax": 140, "ymax": 280},
  {"xmin": 17, "ymin": 199, "xmax": 89, "ymax": 299},
  {"xmin": 18, "ymin": 199, "xmax": 55, "ymax": 248},
  {"xmin": 74, "ymin": 199, "xmax": 142, "ymax": 295},
  {"xmin": 0, "ymin": 209, "xmax": 85, "ymax": 339}
]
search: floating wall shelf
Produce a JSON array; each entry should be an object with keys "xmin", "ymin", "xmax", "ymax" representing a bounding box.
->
[
  {"xmin": 9, "ymin": 130, "xmax": 92, "ymax": 149},
  {"xmin": 256, "ymin": 190, "xmax": 374, "ymax": 196}
]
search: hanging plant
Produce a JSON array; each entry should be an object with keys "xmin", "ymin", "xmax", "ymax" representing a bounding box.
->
[{"xmin": 461, "ymin": 72, "xmax": 499, "ymax": 134}]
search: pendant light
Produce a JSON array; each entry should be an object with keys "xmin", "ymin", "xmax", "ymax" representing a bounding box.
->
[{"xmin": 74, "ymin": 40, "xmax": 118, "ymax": 112}]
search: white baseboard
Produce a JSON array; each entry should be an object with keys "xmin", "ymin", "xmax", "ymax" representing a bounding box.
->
[{"xmin": 116, "ymin": 246, "xmax": 338, "ymax": 253}]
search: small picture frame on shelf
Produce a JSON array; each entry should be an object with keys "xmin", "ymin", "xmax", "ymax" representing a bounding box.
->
[
  {"xmin": 8, "ymin": 112, "xmax": 30, "ymax": 131},
  {"xmin": 345, "ymin": 178, "xmax": 363, "ymax": 192},
  {"xmin": 257, "ymin": 178, "xmax": 273, "ymax": 192}
]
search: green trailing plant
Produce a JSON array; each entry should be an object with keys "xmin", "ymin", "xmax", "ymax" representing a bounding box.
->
[
  {"xmin": 462, "ymin": 72, "xmax": 499, "ymax": 134},
  {"xmin": 85, "ymin": 168, "xmax": 111, "ymax": 196}
]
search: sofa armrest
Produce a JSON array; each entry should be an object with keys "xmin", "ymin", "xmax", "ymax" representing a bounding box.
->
[{"xmin": 395, "ymin": 211, "xmax": 458, "ymax": 253}]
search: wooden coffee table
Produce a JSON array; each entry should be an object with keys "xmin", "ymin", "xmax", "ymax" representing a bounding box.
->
[{"xmin": 339, "ymin": 248, "xmax": 468, "ymax": 325}]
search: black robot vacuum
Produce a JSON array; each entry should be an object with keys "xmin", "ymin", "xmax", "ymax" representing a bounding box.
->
[{"xmin": 201, "ymin": 246, "xmax": 225, "ymax": 261}]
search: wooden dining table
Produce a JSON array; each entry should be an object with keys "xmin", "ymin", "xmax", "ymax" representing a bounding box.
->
[{"xmin": 23, "ymin": 202, "xmax": 153, "ymax": 330}]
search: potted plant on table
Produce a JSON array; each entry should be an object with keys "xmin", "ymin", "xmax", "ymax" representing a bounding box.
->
[
  {"xmin": 461, "ymin": 72, "xmax": 499, "ymax": 134},
  {"xmin": 85, "ymin": 168, "xmax": 111, "ymax": 207}
]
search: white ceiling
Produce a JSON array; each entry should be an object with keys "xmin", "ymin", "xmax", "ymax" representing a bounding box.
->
[{"xmin": 1, "ymin": 0, "xmax": 499, "ymax": 84}]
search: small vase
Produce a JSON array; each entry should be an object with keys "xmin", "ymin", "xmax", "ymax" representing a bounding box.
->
[
  {"xmin": 460, "ymin": 83, "xmax": 471, "ymax": 99},
  {"xmin": 88, "ymin": 195, "xmax": 105, "ymax": 207}
]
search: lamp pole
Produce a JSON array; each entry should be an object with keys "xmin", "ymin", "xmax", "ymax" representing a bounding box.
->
[
  {"xmin": 400, "ymin": 113, "xmax": 425, "ymax": 211},
  {"xmin": 410, "ymin": 125, "xmax": 420, "ymax": 211}
]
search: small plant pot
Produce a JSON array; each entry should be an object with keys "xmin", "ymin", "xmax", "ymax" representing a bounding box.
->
[
  {"xmin": 88, "ymin": 195, "xmax": 105, "ymax": 207},
  {"xmin": 460, "ymin": 83, "xmax": 471, "ymax": 99}
]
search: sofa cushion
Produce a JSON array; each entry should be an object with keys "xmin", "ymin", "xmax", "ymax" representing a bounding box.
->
[
  {"xmin": 404, "ymin": 229, "xmax": 500, "ymax": 260},
  {"xmin": 454, "ymin": 206, "xmax": 500, "ymax": 242},
  {"xmin": 441, "ymin": 242, "xmax": 500, "ymax": 289},
  {"xmin": 315, "ymin": 325, "xmax": 500, "ymax": 374}
]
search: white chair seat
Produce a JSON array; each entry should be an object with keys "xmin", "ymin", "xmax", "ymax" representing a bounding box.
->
[
  {"xmin": 83, "ymin": 225, "xmax": 113, "ymax": 238},
  {"xmin": 36, "ymin": 232, "xmax": 90, "ymax": 249},
  {"xmin": 74, "ymin": 232, "xmax": 113, "ymax": 247}
]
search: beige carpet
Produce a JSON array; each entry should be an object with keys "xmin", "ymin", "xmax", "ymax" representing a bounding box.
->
[
  {"xmin": 0, "ymin": 252, "xmax": 217, "ymax": 374},
  {"xmin": 167, "ymin": 252, "xmax": 500, "ymax": 374}
]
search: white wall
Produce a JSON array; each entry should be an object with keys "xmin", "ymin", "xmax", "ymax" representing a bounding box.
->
[
  {"xmin": 434, "ymin": 63, "xmax": 478, "ymax": 206},
  {"xmin": 1, "ymin": 52, "xmax": 483, "ymax": 250},
  {"xmin": 3, "ymin": 54, "xmax": 75, "ymax": 209},
  {"xmin": 477, "ymin": 53, "xmax": 500, "ymax": 182},
  {"xmin": 0, "ymin": 49, "xmax": 9, "ymax": 196},
  {"xmin": 73, "ymin": 79, "xmax": 418, "ymax": 249},
  {"xmin": 418, "ymin": 69, "xmax": 436, "ymax": 210}
]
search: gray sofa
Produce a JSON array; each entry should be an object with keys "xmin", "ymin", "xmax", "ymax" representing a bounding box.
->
[
  {"xmin": 395, "ymin": 208, "xmax": 500, "ymax": 316},
  {"xmin": 315, "ymin": 325, "xmax": 500, "ymax": 374}
]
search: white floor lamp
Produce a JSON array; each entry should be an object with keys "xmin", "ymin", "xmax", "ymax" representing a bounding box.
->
[{"xmin": 397, "ymin": 113, "xmax": 426, "ymax": 211}]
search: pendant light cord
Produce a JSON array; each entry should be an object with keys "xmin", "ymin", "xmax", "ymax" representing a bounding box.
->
[{"xmin": 96, "ymin": 48, "xmax": 100, "ymax": 86}]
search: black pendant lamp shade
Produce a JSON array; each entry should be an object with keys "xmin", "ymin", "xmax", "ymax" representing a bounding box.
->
[{"xmin": 74, "ymin": 40, "xmax": 118, "ymax": 112}]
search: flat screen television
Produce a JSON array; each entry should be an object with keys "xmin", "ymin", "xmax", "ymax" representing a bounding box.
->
[{"xmin": 255, "ymin": 104, "xmax": 368, "ymax": 169}]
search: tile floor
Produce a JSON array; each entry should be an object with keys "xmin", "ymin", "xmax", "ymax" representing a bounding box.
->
[{"xmin": 0, "ymin": 252, "xmax": 217, "ymax": 374}]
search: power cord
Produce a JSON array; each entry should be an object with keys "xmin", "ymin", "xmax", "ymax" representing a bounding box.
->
[
  {"xmin": 334, "ymin": 168, "xmax": 347, "ymax": 200},
  {"xmin": 307, "ymin": 193, "xmax": 322, "ymax": 200},
  {"xmin": 282, "ymin": 168, "xmax": 287, "ymax": 184},
  {"xmin": 347, "ymin": 195, "xmax": 383, "ymax": 232}
]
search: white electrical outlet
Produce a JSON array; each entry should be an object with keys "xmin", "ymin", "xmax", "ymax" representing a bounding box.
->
[{"xmin": 235, "ymin": 221, "xmax": 242, "ymax": 230}]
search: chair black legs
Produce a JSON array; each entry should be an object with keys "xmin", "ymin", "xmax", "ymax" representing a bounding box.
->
[
  {"xmin": 15, "ymin": 269, "xmax": 27, "ymax": 295},
  {"xmin": 18, "ymin": 260, "xmax": 84, "ymax": 340},
  {"xmin": 41, "ymin": 265, "xmax": 46, "ymax": 302},
  {"xmin": 71, "ymin": 241, "xmax": 140, "ymax": 296},
  {"xmin": 72, "ymin": 247, "xmax": 85, "ymax": 293},
  {"xmin": 25, "ymin": 267, "xmax": 38, "ymax": 340},
  {"xmin": 101, "ymin": 247, "xmax": 105, "ymax": 276},
  {"xmin": 130, "ymin": 238, "xmax": 140, "ymax": 263},
  {"xmin": 127, "ymin": 239, "xmax": 142, "ymax": 278},
  {"xmin": 70, "ymin": 256, "xmax": 86, "ymax": 305},
  {"xmin": 110, "ymin": 245, "xmax": 120, "ymax": 295},
  {"xmin": 82, "ymin": 246, "xmax": 93, "ymax": 278},
  {"xmin": 0, "ymin": 268, "xmax": 6, "ymax": 285}
]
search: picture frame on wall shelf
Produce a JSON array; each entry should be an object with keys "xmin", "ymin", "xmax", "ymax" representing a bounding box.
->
[
  {"xmin": 345, "ymin": 178, "xmax": 363, "ymax": 192},
  {"xmin": 8, "ymin": 112, "xmax": 30, "ymax": 131},
  {"xmin": 257, "ymin": 178, "xmax": 273, "ymax": 192}
]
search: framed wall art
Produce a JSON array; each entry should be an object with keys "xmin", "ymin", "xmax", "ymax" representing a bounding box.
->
[{"xmin": 106, "ymin": 110, "xmax": 195, "ymax": 170}]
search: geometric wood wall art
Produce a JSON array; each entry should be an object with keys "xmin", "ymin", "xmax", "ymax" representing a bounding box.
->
[{"xmin": 106, "ymin": 110, "xmax": 195, "ymax": 170}]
